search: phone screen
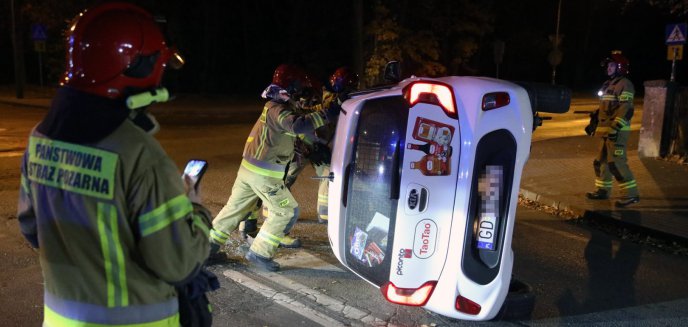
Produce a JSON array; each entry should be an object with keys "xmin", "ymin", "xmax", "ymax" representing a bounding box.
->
[{"xmin": 183, "ymin": 159, "xmax": 207, "ymax": 189}]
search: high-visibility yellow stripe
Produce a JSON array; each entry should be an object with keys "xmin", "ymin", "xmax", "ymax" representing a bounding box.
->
[
  {"xmin": 240, "ymin": 160, "xmax": 284, "ymax": 179},
  {"xmin": 278, "ymin": 110, "xmax": 291, "ymax": 124},
  {"xmin": 254, "ymin": 126, "xmax": 268, "ymax": 160},
  {"xmin": 307, "ymin": 112, "xmax": 326, "ymax": 129},
  {"xmin": 21, "ymin": 174, "xmax": 30, "ymax": 194},
  {"xmin": 192, "ymin": 214, "xmax": 210, "ymax": 237},
  {"xmin": 595, "ymin": 179, "xmax": 612, "ymax": 187},
  {"xmin": 601, "ymin": 95, "xmax": 617, "ymax": 101},
  {"xmin": 619, "ymin": 180, "xmax": 637, "ymax": 189},
  {"xmin": 259, "ymin": 105, "xmax": 268, "ymax": 123},
  {"xmin": 619, "ymin": 91, "xmax": 634, "ymax": 101},
  {"xmin": 256, "ymin": 230, "xmax": 282, "ymax": 246},
  {"xmin": 97, "ymin": 202, "xmax": 128, "ymax": 308},
  {"xmin": 138, "ymin": 195, "xmax": 192, "ymax": 237},
  {"xmin": 44, "ymin": 305, "xmax": 179, "ymax": 327},
  {"xmin": 210, "ymin": 229, "xmax": 229, "ymax": 244}
]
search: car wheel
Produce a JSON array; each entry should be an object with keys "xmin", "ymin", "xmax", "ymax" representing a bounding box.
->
[
  {"xmin": 493, "ymin": 277, "xmax": 535, "ymax": 321},
  {"xmin": 513, "ymin": 81, "xmax": 571, "ymax": 114}
]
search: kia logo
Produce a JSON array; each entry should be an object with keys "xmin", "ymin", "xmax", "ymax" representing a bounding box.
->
[{"xmin": 408, "ymin": 189, "xmax": 419, "ymax": 210}]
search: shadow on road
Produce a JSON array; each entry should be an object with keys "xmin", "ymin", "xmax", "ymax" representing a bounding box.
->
[{"xmin": 556, "ymin": 210, "xmax": 642, "ymax": 316}]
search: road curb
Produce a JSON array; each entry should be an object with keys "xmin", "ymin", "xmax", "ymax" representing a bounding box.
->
[{"xmin": 519, "ymin": 187, "xmax": 688, "ymax": 243}]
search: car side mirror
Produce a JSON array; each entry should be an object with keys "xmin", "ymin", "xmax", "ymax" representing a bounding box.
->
[{"xmin": 383, "ymin": 61, "xmax": 401, "ymax": 83}]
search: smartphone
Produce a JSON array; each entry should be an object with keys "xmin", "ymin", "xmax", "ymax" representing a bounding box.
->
[{"xmin": 183, "ymin": 159, "xmax": 208, "ymax": 191}]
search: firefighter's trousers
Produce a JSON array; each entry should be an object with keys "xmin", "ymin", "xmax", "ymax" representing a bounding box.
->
[
  {"xmin": 211, "ymin": 165, "xmax": 298, "ymax": 258},
  {"xmin": 593, "ymin": 130, "xmax": 639, "ymax": 197}
]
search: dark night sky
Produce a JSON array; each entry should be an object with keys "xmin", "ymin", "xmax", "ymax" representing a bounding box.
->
[{"xmin": 0, "ymin": 0, "xmax": 685, "ymax": 96}]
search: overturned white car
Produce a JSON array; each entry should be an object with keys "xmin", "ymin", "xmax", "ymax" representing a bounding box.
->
[{"xmin": 327, "ymin": 68, "xmax": 570, "ymax": 321}]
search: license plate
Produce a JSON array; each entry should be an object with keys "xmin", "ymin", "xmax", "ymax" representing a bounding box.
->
[
  {"xmin": 475, "ymin": 165, "xmax": 503, "ymax": 251},
  {"xmin": 476, "ymin": 214, "xmax": 497, "ymax": 250}
]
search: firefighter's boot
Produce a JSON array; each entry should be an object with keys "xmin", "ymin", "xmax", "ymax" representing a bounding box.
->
[
  {"xmin": 245, "ymin": 250, "xmax": 280, "ymax": 272},
  {"xmin": 240, "ymin": 219, "xmax": 259, "ymax": 240},
  {"xmin": 279, "ymin": 235, "xmax": 302, "ymax": 248},
  {"xmin": 615, "ymin": 196, "xmax": 639, "ymax": 207},
  {"xmin": 586, "ymin": 189, "xmax": 609, "ymax": 200}
]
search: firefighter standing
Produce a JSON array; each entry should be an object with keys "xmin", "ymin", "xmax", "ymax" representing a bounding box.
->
[
  {"xmin": 585, "ymin": 51, "xmax": 640, "ymax": 207},
  {"xmin": 17, "ymin": 3, "xmax": 213, "ymax": 326},
  {"xmin": 209, "ymin": 64, "xmax": 340, "ymax": 271}
]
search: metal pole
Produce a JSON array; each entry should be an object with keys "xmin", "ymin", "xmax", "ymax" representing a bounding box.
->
[
  {"xmin": 552, "ymin": 0, "xmax": 562, "ymax": 85},
  {"xmin": 670, "ymin": 47, "xmax": 678, "ymax": 82},
  {"xmin": 11, "ymin": 0, "xmax": 26, "ymax": 99}
]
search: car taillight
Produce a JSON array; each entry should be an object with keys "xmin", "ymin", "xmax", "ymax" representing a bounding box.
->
[
  {"xmin": 455, "ymin": 294, "xmax": 481, "ymax": 315},
  {"xmin": 482, "ymin": 92, "xmax": 510, "ymax": 111},
  {"xmin": 381, "ymin": 281, "xmax": 437, "ymax": 306},
  {"xmin": 403, "ymin": 81, "xmax": 457, "ymax": 118}
]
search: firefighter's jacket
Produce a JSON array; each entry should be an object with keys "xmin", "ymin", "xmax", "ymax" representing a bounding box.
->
[
  {"xmin": 595, "ymin": 76, "xmax": 635, "ymax": 137},
  {"xmin": 17, "ymin": 87, "xmax": 211, "ymax": 326},
  {"xmin": 241, "ymin": 99, "xmax": 328, "ymax": 178}
]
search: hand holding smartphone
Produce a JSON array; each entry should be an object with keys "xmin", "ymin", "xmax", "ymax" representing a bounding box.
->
[{"xmin": 183, "ymin": 159, "xmax": 208, "ymax": 192}]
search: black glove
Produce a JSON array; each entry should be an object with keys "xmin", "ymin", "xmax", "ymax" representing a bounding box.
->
[
  {"xmin": 584, "ymin": 110, "xmax": 599, "ymax": 136},
  {"xmin": 325, "ymin": 102, "xmax": 342, "ymax": 121},
  {"xmin": 307, "ymin": 143, "xmax": 332, "ymax": 166}
]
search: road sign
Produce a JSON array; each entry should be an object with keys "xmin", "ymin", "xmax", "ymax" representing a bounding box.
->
[
  {"xmin": 34, "ymin": 40, "xmax": 46, "ymax": 53},
  {"xmin": 666, "ymin": 23, "xmax": 687, "ymax": 45},
  {"xmin": 31, "ymin": 24, "xmax": 47, "ymax": 41},
  {"xmin": 668, "ymin": 45, "xmax": 683, "ymax": 60}
]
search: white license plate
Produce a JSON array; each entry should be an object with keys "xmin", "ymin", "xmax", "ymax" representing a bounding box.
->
[{"xmin": 476, "ymin": 214, "xmax": 497, "ymax": 250}]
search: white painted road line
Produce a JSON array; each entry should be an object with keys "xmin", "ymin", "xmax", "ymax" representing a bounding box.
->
[
  {"xmin": 255, "ymin": 267, "xmax": 380, "ymax": 324},
  {"xmin": 275, "ymin": 251, "xmax": 345, "ymax": 272},
  {"xmin": 223, "ymin": 269, "xmax": 347, "ymax": 327},
  {"xmin": 222, "ymin": 251, "xmax": 385, "ymax": 326}
]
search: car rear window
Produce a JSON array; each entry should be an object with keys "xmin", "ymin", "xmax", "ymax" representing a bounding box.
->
[{"xmin": 344, "ymin": 96, "xmax": 408, "ymax": 286}]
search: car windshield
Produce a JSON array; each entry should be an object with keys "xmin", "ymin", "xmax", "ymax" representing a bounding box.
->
[{"xmin": 344, "ymin": 96, "xmax": 408, "ymax": 286}]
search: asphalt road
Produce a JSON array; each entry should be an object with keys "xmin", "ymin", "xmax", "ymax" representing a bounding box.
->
[{"xmin": 1, "ymin": 101, "xmax": 687, "ymax": 326}]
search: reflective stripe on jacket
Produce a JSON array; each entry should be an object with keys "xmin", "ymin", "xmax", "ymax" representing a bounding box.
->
[
  {"xmin": 18, "ymin": 119, "xmax": 211, "ymax": 326},
  {"xmin": 242, "ymin": 100, "xmax": 326, "ymax": 177},
  {"xmin": 595, "ymin": 76, "xmax": 635, "ymax": 137}
]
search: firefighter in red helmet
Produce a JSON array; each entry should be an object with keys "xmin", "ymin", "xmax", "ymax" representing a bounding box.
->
[
  {"xmin": 280, "ymin": 66, "xmax": 359, "ymax": 225},
  {"xmin": 17, "ymin": 2, "xmax": 214, "ymax": 326},
  {"xmin": 209, "ymin": 64, "xmax": 341, "ymax": 271},
  {"xmin": 585, "ymin": 50, "xmax": 639, "ymax": 207}
]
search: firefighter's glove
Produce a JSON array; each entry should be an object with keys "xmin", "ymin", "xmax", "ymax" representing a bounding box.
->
[
  {"xmin": 584, "ymin": 122, "xmax": 596, "ymax": 136},
  {"xmin": 607, "ymin": 131, "xmax": 618, "ymax": 142},
  {"xmin": 584, "ymin": 111, "xmax": 599, "ymax": 136},
  {"xmin": 325, "ymin": 102, "xmax": 342, "ymax": 121},
  {"xmin": 308, "ymin": 143, "xmax": 331, "ymax": 166},
  {"xmin": 261, "ymin": 84, "xmax": 290, "ymax": 103}
]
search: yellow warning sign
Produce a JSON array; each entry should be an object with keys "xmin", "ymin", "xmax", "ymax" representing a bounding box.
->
[{"xmin": 668, "ymin": 45, "xmax": 683, "ymax": 60}]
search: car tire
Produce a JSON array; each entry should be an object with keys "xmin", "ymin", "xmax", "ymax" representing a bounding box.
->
[
  {"xmin": 493, "ymin": 277, "xmax": 535, "ymax": 321},
  {"xmin": 513, "ymin": 81, "xmax": 571, "ymax": 114}
]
